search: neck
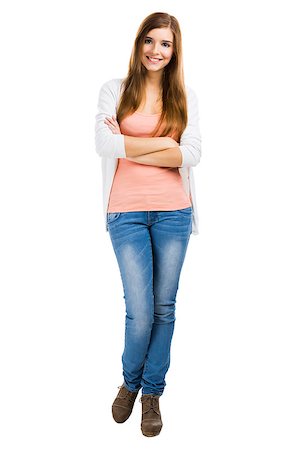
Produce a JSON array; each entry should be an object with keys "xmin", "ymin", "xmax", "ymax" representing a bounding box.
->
[{"xmin": 144, "ymin": 70, "xmax": 163, "ymax": 90}]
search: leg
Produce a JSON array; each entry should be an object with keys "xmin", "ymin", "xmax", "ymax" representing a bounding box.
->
[
  {"xmin": 141, "ymin": 208, "xmax": 192, "ymax": 395},
  {"xmin": 107, "ymin": 211, "xmax": 154, "ymax": 392}
]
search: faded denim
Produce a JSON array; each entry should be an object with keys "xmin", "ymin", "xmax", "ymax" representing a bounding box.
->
[{"xmin": 107, "ymin": 207, "xmax": 192, "ymax": 396}]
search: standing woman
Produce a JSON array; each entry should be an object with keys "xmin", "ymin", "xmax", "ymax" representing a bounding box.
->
[{"xmin": 95, "ymin": 12, "xmax": 201, "ymax": 437}]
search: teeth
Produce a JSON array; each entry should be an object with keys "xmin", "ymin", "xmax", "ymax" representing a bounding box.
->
[{"xmin": 148, "ymin": 56, "xmax": 161, "ymax": 62}]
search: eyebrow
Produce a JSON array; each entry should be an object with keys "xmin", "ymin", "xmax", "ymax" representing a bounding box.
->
[{"xmin": 145, "ymin": 35, "xmax": 173, "ymax": 44}]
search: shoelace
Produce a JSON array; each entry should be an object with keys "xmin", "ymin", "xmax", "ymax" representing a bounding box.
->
[
  {"xmin": 117, "ymin": 385, "xmax": 137, "ymax": 402},
  {"xmin": 140, "ymin": 395, "xmax": 160, "ymax": 414}
]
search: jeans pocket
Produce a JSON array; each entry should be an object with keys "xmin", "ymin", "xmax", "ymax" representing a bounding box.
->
[{"xmin": 107, "ymin": 212, "xmax": 121, "ymax": 224}]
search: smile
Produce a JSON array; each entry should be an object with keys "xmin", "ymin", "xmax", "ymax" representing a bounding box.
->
[{"xmin": 146, "ymin": 56, "xmax": 162, "ymax": 63}]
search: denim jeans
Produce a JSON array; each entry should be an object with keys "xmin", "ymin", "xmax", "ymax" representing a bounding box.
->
[{"xmin": 107, "ymin": 206, "xmax": 192, "ymax": 396}]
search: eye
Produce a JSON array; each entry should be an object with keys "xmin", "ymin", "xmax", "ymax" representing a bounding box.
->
[{"xmin": 144, "ymin": 38, "xmax": 170, "ymax": 48}]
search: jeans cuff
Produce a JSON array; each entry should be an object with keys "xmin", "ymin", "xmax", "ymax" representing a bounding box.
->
[{"xmin": 123, "ymin": 381, "xmax": 141, "ymax": 393}]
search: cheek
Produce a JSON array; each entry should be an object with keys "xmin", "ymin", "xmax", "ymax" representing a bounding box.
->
[
  {"xmin": 143, "ymin": 43, "xmax": 153, "ymax": 51},
  {"xmin": 163, "ymin": 48, "xmax": 173, "ymax": 59}
]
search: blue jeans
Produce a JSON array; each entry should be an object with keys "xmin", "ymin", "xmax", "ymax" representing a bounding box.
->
[{"xmin": 107, "ymin": 207, "xmax": 192, "ymax": 396}]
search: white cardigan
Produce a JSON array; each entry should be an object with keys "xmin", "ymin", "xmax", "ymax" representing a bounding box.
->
[{"xmin": 95, "ymin": 78, "xmax": 202, "ymax": 235}]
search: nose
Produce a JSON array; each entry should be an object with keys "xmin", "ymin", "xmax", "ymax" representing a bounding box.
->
[{"xmin": 152, "ymin": 42, "xmax": 160, "ymax": 54}]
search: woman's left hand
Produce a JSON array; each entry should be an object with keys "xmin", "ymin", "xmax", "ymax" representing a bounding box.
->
[{"xmin": 104, "ymin": 115, "xmax": 121, "ymax": 134}]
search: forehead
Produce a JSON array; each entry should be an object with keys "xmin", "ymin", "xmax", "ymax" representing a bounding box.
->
[{"xmin": 146, "ymin": 28, "xmax": 173, "ymax": 42}]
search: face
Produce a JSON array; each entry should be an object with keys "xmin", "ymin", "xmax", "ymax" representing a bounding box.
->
[{"xmin": 141, "ymin": 27, "xmax": 174, "ymax": 73}]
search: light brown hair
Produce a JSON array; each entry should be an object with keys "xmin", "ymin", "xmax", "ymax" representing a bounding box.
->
[{"xmin": 116, "ymin": 12, "xmax": 188, "ymax": 142}]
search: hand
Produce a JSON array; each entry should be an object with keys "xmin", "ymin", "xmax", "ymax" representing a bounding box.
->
[{"xmin": 104, "ymin": 115, "xmax": 121, "ymax": 134}]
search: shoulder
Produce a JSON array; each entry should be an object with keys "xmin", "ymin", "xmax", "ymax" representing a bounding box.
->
[
  {"xmin": 185, "ymin": 84, "xmax": 199, "ymax": 116},
  {"xmin": 185, "ymin": 84, "xmax": 198, "ymax": 101},
  {"xmin": 100, "ymin": 77, "xmax": 125, "ymax": 93}
]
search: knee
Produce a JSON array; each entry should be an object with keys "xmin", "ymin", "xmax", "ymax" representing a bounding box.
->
[
  {"xmin": 128, "ymin": 314, "xmax": 154, "ymax": 336},
  {"xmin": 154, "ymin": 304, "xmax": 175, "ymax": 324}
]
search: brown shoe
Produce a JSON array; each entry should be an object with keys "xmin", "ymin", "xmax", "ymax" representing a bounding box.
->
[
  {"xmin": 112, "ymin": 384, "xmax": 139, "ymax": 423},
  {"xmin": 140, "ymin": 394, "xmax": 163, "ymax": 437}
]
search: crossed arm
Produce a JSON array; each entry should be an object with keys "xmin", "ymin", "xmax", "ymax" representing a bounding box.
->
[
  {"xmin": 124, "ymin": 136, "xmax": 182, "ymax": 168},
  {"xmin": 104, "ymin": 115, "xmax": 182, "ymax": 168}
]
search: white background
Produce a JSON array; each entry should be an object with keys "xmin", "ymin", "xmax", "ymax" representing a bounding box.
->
[{"xmin": 1, "ymin": 1, "xmax": 299, "ymax": 449}]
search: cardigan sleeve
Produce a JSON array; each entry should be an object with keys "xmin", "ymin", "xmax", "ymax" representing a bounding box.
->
[
  {"xmin": 95, "ymin": 79, "xmax": 126, "ymax": 159},
  {"xmin": 178, "ymin": 86, "xmax": 202, "ymax": 168}
]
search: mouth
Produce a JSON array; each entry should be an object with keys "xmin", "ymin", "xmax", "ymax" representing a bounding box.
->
[{"xmin": 146, "ymin": 56, "xmax": 163, "ymax": 64}]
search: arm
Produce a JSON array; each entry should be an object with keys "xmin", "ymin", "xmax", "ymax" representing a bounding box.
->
[
  {"xmin": 127, "ymin": 147, "xmax": 182, "ymax": 168},
  {"xmin": 127, "ymin": 87, "xmax": 202, "ymax": 168},
  {"xmin": 124, "ymin": 135, "xmax": 178, "ymax": 158},
  {"xmin": 177, "ymin": 86, "xmax": 202, "ymax": 168},
  {"xmin": 95, "ymin": 80, "xmax": 126, "ymax": 159},
  {"xmin": 103, "ymin": 115, "xmax": 178, "ymax": 157},
  {"xmin": 95, "ymin": 79, "xmax": 178, "ymax": 158}
]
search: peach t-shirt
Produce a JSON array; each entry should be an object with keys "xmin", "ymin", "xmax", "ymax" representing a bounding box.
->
[{"xmin": 107, "ymin": 111, "xmax": 192, "ymax": 212}]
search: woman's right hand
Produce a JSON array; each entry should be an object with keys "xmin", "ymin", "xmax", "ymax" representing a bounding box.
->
[{"xmin": 104, "ymin": 115, "xmax": 121, "ymax": 134}]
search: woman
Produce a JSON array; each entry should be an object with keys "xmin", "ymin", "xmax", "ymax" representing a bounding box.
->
[{"xmin": 95, "ymin": 12, "xmax": 202, "ymax": 437}]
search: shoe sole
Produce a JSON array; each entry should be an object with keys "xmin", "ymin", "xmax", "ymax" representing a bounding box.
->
[{"xmin": 141, "ymin": 427, "xmax": 162, "ymax": 437}]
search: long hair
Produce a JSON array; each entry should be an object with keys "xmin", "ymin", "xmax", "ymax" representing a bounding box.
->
[{"xmin": 116, "ymin": 12, "xmax": 188, "ymax": 142}]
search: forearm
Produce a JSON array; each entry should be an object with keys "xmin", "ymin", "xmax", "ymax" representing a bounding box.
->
[
  {"xmin": 124, "ymin": 135, "xmax": 178, "ymax": 157},
  {"xmin": 126, "ymin": 147, "xmax": 182, "ymax": 168}
]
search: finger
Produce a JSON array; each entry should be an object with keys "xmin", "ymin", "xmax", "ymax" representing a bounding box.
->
[{"xmin": 105, "ymin": 116, "xmax": 116, "ymax": 123}]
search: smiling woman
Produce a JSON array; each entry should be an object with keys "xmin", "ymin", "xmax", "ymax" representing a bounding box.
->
[
  {"xmin": 94, "ymin": 11, "xmax": 202, "ymax": 438},
  {"xmin": 141, "ymin": 29, "xmax": 174, "ymax": 69}
]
